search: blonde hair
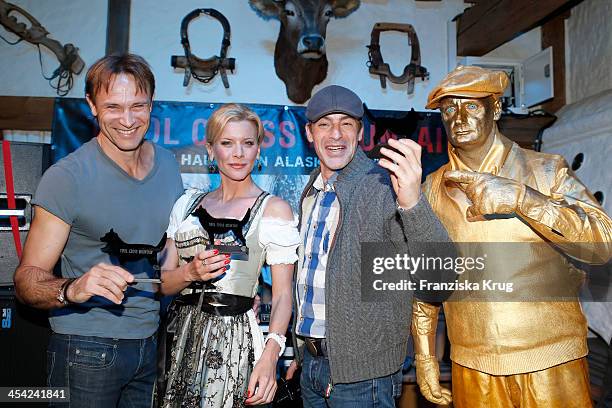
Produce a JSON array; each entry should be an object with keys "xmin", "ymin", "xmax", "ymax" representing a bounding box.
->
[{"xmin": 206, "ymin": 104, "xmax": 264, "ymax": 145}]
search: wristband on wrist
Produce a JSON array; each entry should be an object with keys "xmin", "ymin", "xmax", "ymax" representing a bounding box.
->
[
  {"xmin": 265, "ymin": 332, "xmax": 287, "ymax": 356},
  {"xmin": 57, "ymin": 278, "xmax": 76, "ymax": 306}
]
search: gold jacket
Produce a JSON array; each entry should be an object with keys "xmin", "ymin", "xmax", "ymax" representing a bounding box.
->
[{"xmin": 421, "ymin": 132, "xmax": 612, "ymax": 375}]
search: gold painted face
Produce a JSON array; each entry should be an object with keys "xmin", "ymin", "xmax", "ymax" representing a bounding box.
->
[{"xmin": 439, "ymin": 96, "xmax": 500, "ymax": 150}]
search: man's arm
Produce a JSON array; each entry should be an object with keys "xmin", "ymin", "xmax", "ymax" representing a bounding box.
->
[
  {"xmin": 14, "ymin": 206, "xmax": 72, "ymax": 309},
  {"xmin": 445, "ymin": 157, "xmax": 612, "ymax": 264},
  {"xmin": 378, "ymin": 138, "xmax": 456, "ymax": 302},
  {"xmin": 14, "ymin": 206, "xmax": 134, "ymax": 309},
  {"xmin": 411, "ymin": 299, "xmax": 451, "ymax": 405},
  {"xmin": 517, "ymin": 160, "xmax": 612, "ymax": 264},
  {"xmin": 389, "ymin": 196, "xmax": 457, "ymax": 303}
]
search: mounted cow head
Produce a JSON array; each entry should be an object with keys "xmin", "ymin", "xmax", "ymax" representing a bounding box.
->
[{"xmin": 250, "ymin": 0, "xmax": 360, "ymax": 103}]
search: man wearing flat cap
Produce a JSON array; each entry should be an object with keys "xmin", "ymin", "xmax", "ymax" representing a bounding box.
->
[
  {"xmin": 287, "ymin": 85, "xmax": 453, "ymax": 407},
  {"xmin": 411, "ymin": 65, "xmax": 612, "ymax": 407}
]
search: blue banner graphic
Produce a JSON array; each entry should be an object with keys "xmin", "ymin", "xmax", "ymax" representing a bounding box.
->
[{"xmin": 52, "ymin": 98, "xmax": 448, "ymax": 208}]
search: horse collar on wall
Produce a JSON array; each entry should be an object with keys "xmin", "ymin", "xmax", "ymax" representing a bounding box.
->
[
  {"xmin": 170, "ymin": 8, "xmax": 235, "ymax": 88},
  {"xmin": 250, "ymin": 0, "xmax": 360, "ymax": 104},
  {"xmin": 367, "ymin": 23, "xmax": 429, "ymax": 94}
]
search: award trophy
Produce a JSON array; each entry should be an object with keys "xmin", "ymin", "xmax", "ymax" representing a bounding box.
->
[
  {"xmin": 100, "ymin": 229, "xmax": 166, "ymax": 283},
  {"xmin": 192, "ymin": 207, "xmax": 250, "ymax": 261}
]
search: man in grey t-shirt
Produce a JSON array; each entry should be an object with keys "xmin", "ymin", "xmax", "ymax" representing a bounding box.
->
[{"xmin": 13, "ymin": 54, "xmax": 189, "ymax": 407}]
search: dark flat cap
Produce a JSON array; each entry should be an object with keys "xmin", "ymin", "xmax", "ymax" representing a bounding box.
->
[{"xmin": 306, "ymin": 85, "xmax": 364, "ymax": 122}]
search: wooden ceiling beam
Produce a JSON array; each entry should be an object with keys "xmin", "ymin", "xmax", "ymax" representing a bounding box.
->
[
  {"xmin": 106, "ymin": 0, "xmax": 131, "ymax": 55},
  {"xmin": 0, "ymin": 96, "xmax": 55, "ymax": 131},
  {"xmin": 457, "ymin": 0, "xmax": 579, "ymax": 56},
  {"xmin": 541, "ymin": 13, "xmax": 568, "ymax": 113}
]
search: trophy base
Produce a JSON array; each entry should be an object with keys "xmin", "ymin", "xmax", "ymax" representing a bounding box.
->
[{"xmin": 207, "ymin": 244, "xmax": 249, "ymax": 261}]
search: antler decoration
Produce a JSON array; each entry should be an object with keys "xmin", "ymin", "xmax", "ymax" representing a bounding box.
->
[{"xmin": 0, "ymin": 0, "xmax": 85, "ymax": 96}]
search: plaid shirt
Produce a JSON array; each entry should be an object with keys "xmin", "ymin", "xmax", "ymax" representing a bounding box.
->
[{"xmin": 295, "ymin": 173, "xmax": 339, "ymax": 338}]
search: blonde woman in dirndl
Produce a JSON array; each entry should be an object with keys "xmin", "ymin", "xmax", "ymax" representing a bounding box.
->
[{"xmin": 159, "ymin": 104, "xmax": 299, "ymax": 407}]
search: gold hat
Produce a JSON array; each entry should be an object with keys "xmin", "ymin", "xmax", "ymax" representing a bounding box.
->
[{"xmin": 425, "ymin": 65, "xmax": 509, "ymax": 109}]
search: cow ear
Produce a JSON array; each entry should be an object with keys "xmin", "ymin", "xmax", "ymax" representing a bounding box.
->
[
  {"xmin": 332, "ymin": 0, "xmax": 360, "ymax": 18},
  {"xmin": 249, "ymin": 0, "xmax": 283, "ymax": 18}
]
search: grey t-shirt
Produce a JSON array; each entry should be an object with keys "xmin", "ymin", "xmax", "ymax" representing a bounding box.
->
[{"xmin": 32, "ymin": 139, "xmax": 183, "ymax": 339}]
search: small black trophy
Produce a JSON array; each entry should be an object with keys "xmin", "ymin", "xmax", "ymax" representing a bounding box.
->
[
  {"xmin": 192, "ymin": 207, "xmax": 250, "ymax": 261},
  {"xmin": 100, "ymin": 229, "xmax": 166, "ymax": 283}
]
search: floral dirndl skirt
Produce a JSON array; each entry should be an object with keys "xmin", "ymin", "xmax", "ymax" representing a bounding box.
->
[{"xmin": 162, "ymin": 294, "xmax": 264, "ymax": 408}]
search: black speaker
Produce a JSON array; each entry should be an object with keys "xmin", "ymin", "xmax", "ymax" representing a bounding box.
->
[
  {"xmin": 0, "ymin": 142, "xmax": 53, "ymax": 393},
  {"xmin": 0, "ymin": 285, "xmax": 51, "ymax": 387},
  {"xmin": 0, "ymin": 142, "xmax": 51, "ymax": 285}
]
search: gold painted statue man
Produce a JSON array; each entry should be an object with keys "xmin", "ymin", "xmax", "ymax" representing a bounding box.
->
[{"xmin": 412, "ymin": 65, "xmax": 612, "ymax": 407}]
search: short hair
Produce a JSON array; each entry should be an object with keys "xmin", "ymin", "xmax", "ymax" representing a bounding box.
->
[
  {"xmin": 206, "ymin": 104, "xmax": 264, "ymax": 145},
  {"xmin": 85, "ymin": 54, "xmax": 155, "ymax": 103}
]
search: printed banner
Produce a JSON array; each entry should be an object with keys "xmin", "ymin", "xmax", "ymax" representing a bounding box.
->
[{"xmin": 52, "ymin": 98, "xmax": 448, "ymax": 208}]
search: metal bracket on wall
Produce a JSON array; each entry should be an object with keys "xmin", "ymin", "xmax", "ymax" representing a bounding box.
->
[
  {"xmin": 170, "ymin": 8, "xmax": 235, "ymax": 88},
  {"xmin": 367, "ymin": 22, "xmax": 429, "ymax": 94},
  {"xmin": 0, "ymin": 0, "xmax": 84, "ymax": 96}
]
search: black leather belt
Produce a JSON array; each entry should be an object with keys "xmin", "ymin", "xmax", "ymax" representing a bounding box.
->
[
  {"xmin": 304, "ymin": 337, "xmax": 328, "ymax": 357},
  {"xmin": 173, "ymin": 292, "xmax": 253, "ymax": 316}
]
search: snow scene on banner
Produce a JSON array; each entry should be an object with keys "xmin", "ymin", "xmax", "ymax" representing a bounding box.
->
[{"xmin": 52, "ymin": 98, "xmax": 448, "ymax": 210}]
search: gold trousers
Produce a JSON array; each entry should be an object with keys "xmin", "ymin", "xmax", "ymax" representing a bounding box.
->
[{"xmin": 452, "ymin": 358, "xmax": 592, "ymax": 408}]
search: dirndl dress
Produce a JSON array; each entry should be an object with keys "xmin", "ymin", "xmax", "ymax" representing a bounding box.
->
[{"xmin": 161, "ymin": 189, "xmax": 299, "ymax": 408}]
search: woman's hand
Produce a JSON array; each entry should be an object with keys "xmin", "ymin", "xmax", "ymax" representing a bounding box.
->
[
  {"xmin": 245, "ymin": 346, "xmax": 279, "ymax": 405},
  {"xmin": 252, "ymin": 294, "xmax": 262, "ymax": 324},
  {"xmin": 183, "ymin": 249, "xmax": 230, "ymax": 282},
  {"xmin": 285, "ymin": 360, "xmax": 299, "ymax": 380}
]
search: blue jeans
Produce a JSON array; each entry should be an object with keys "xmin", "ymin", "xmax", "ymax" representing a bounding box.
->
[
  {"xmin": 47, "ymin": 333, "xmax": 157, "ymax": 408},
  {"xmin": 300, "ymin": 349, "xmax": 403, "ymax": 408}
]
